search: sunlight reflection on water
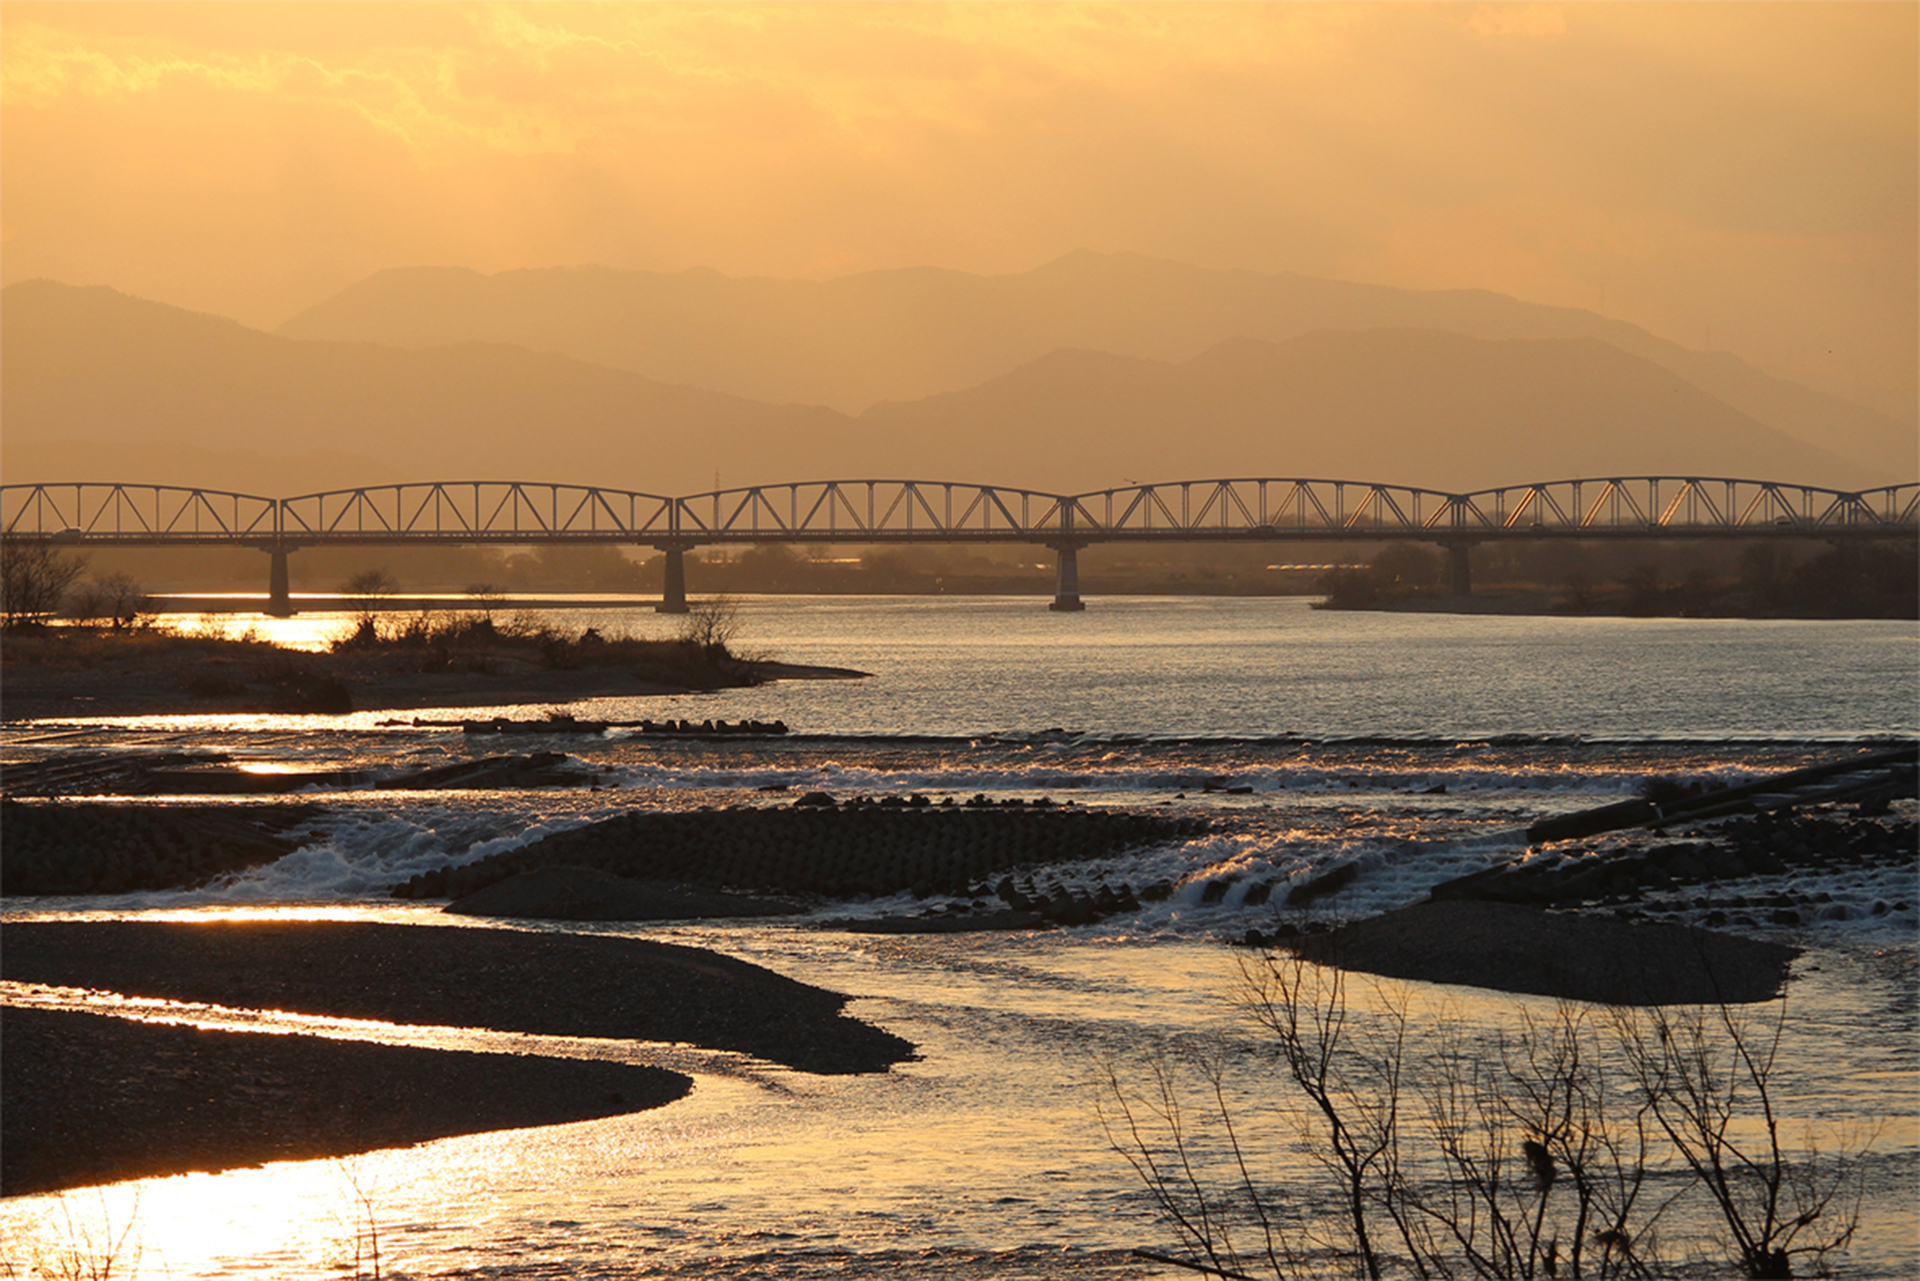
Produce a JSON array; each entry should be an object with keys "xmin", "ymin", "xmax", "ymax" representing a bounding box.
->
[
  {"xmin": 4, "ymin": 930, "xmax": 1913, "ymax": 1279},
  {"xmin": 3, "ymin": 599, "xmax": 1913, "ymax": 1277}
]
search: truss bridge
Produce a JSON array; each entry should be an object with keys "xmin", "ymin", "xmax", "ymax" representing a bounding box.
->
[{"xmin": 5, "ymin": 476, "xmax": 1914, "ymax": 614}]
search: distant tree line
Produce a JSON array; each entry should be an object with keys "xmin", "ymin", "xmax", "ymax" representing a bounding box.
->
[
  {"xmin": 15, "ymin": 533, "xmax": 1915, "ymax": 616},
  {"xmin": 1318, "ymin": 538, "xmax": 1917, "ymax": 618}
]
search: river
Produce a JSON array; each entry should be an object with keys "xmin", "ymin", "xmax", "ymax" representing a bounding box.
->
[{"xmin": 2, "ymin": 596, "xmax": 1915, "ymax": 1278}]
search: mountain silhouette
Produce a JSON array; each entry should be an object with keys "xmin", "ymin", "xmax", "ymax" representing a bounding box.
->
[
  {"xmin": 276, "ymin": 251, "xmax": 1913, "ymax": 478},
  {"xmin": 2, "ymin": 280, "xmax": 853, "ymax": 496},
  {"xmin": 858, "ymin": 331, "xmax": 1871, "ymax": 492},
  {"xmin": 2, "ymin": 280, "xmax": 1883, "ymax": 502}
]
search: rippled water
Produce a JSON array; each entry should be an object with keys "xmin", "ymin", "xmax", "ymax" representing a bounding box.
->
[{"xmin": 3, "ymin": 598, "xmax": 1915, "ymax": 1278}]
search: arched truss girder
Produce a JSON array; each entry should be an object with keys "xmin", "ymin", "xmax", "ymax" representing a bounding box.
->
[
  {"xmin": 277, "ymin": 482, "xmax": 677, "ymax": 542},
  {"xmin": 0, "ymin": 483, "xmax": 278, "ymax": 542},
  {"xmin": 1, "ymin": 477, "xmax": 1913, "ymax": 545},
  {"xmin": 1453, "ymin": 478, "xmax": 1920, "ymax": 534},
  {"xmin": 671, "ymin": 480, "xmax": 1073, "ymax": 542},
  {"xmin": 1065, "ymin": 479, "xmax": 1469, "ymax": 537}
]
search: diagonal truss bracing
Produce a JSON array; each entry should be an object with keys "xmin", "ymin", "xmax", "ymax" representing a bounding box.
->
[
  {"xmin": 0, "ymin": 484, "xmax": 278, "ymax": 543},
  {"xmin": 1070, "ymin": 479, "xmax": 1474, "ymax": 536},
  {"xmin": 276, "ymin": 483, "xmax": 677, "ymax": 543},
  {"xmin": 672, "ymin": 481, "xmax": 1073, "ymax": 542},
  {"xmin": 1456, "ymin": 478, "xmax": 1919, "ymax": 534},
  {"xmin": 2, "ymin": 478, "xmax": 1913, "ymax": 547}
]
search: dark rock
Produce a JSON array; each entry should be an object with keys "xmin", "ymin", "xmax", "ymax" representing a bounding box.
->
[{"xmin": 1286, "ymin": 861, "xmax": 1358, "ymax": 907}]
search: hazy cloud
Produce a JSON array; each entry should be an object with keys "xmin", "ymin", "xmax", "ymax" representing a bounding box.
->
[{"xmin": 3, "ymin": 1, "xmax": 1912, "ymax": 414}]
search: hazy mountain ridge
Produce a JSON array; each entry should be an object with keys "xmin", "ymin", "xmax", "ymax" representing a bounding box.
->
[
  {"xmin": 2, "ymin": 280, "xmax": 856, "ymax": 495},
  {"xmin": 276, "ymin": 251, "xmax": 1915, "ymax": 477},
  {"xmin": 858, "ymin": 330, "xmax": 1870, "ymax": 493},
  {"xmin": 1, "ymin": 279, "xmax": 1887, "ymax": 501}
]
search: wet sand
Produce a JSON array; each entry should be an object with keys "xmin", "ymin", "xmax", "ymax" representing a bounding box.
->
[
  {"xmin": 1276, "ymin": 899, "xmax": 1798, "ymax": 1005},
  {"xmin": 1, "ymin": 921, "xmax": 916, "ymax": 1196},
  {"xmin": 1, "ymin": 1007, "xmax": 692, "ymax": 1197}
]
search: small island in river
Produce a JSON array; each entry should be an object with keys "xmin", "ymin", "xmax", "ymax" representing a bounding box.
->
[{"xmin": 0, "ymin": 613, "xmax": 866, "ymax": 722}]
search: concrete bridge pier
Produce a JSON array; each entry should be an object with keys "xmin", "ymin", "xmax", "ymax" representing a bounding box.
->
[
  {"xmin": 655, "ymin": 543, "xmax": 691, "ymax": 614},
  {"xmin": 1048, "ymin": 542, "xmax": 1087, "ymax": 612},
  {"xmin": 264, "ymin": 546, "xmax": 298, "ymax": 617},
  {"xmin": 1441, "ymin": 540, "xmax": 1476, "ymax": 597}
]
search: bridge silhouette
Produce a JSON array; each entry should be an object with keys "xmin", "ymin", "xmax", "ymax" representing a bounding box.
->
[{"xmin": 6, "ymin": 476, "xmax": 1915, "ymax": 614}]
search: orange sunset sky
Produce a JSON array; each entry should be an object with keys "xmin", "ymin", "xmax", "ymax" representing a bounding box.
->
[{"xmin": 2, "ymin": 1, "xmax": 1914, "ymax": 418}]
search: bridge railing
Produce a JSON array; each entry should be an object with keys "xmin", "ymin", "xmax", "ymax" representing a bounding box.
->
[
  {"xmin": 277, "ymin": 482, "xmax": 678, "ymax": 543},
  {"xmin": 0, "ymin": 484, "xmax": 280, "ymax": 542},
  {"xmin": 672, "ymin": 481, "xmax": 1076, "ymax": 541}
]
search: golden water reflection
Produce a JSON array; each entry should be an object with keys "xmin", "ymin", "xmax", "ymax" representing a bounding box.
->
[{"xmin": 2, "ymin": 932, "xmax": 1912, "ymax": 1279}]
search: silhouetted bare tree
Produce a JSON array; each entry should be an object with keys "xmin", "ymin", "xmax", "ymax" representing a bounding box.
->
[{"xmin": 2, "ymin": 538, "xmax": 88, "ymax": 628}]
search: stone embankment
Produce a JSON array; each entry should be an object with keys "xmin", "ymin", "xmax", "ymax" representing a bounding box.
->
[
  {"xmin": 1432, "ymin": 810, "xmax": 1916, "ymax": 925},
  {"xmin": 396, "ymin": 793, "xmax": 1204, "ymax": 927},
  {"xmin": 0, "ymin": 799, "xmax": 324, "ymax": 895}
]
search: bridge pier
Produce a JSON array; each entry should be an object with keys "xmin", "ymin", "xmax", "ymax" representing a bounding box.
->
[
  {"xmin": 1048, "ymin": 543, "xmax": 1086, "ymax": 612},
  {"xmin": 656, "ymin": 543, "xmax": 691, "ymax": 614},
  {"xmin": 265, "ymin": 546, "xmax": 297, "ymax": 617},
  {"xmin": 1442, "ymin": 541, "xmax": 1475, "ymax": 597}
]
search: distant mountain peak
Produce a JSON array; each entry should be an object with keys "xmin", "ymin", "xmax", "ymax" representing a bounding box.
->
[{"xmin": 266, "ymin": 252, "xmax": 1913, "ymax": 483}]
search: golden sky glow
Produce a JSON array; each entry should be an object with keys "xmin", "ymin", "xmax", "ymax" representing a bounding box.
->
[{"xmin": 3, "ymin": 2, "xmax": 1914, "ymax": 413}]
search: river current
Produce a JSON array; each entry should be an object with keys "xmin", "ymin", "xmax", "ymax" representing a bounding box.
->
[{"xmin": 2, "ymin": 596, "xmax": 1916, "ymax": 1278}]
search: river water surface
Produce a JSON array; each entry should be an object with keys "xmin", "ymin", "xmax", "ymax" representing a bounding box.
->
[{"xmin": 3, "ymin": 597, "xmax": 1915, "ymax": 1278}]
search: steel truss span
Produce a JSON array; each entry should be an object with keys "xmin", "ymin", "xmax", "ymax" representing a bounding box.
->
[
  {"xmin": 4, "ymin": 477, "xmax": 1914, "ymax": 546},
  {"xmin": 0, "ymin": 484, "xmax": 280, "ymax": 545},
  {"xmin": 276, "ymin": 482, "xmax": 678, "ymax": 545}
]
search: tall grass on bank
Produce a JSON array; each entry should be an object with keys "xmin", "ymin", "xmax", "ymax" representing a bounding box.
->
[
  {"xmin": 1100, "ymin": 955, "xmax": 1871, "ymax": 1281},
  {"xmin": 329, "ymin": 599, "xmax": 761, "ymax": 690}
]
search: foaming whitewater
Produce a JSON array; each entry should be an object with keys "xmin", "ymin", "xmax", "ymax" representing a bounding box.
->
[{"xmin": 3, "ymin": 599, "xmax": 1914, "ymax": 1280}]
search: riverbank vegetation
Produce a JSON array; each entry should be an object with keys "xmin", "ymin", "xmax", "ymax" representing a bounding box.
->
[
  {"xmin": 1104, "ymin": 953, "xmax": 1873, "ymax": 1281},
  {"xmin": 326, "ymin": 596, "xmax": 759, "ymax": 689},
  {"xmin": 1317, "ymin": 538, "xmax": 1918, "ymax": 618},
  {"xmin": 0, "ymin": 586, "xmax": 771, "ymax": 718},
  {"xmin": 11, "ymin": 531, "xmax": 1915, "ymax": 616}
]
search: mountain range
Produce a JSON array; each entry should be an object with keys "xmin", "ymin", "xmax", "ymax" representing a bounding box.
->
[
  {"xmin": 3, "ymin": 255, "xmax": 1911, "ymax": 502},
  {"xmin": 278, "ymin": 251, "xmax": 1915, "ymax": 471}
]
